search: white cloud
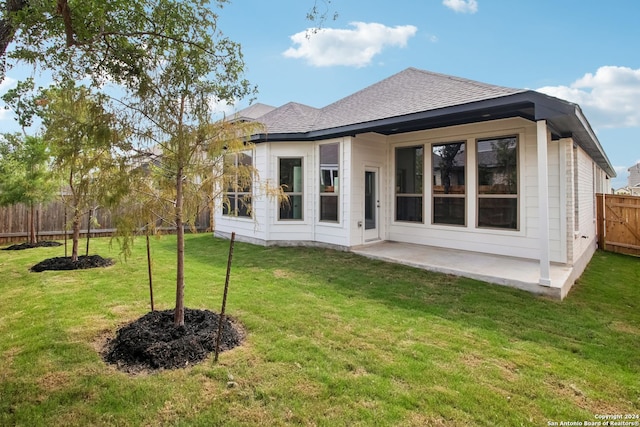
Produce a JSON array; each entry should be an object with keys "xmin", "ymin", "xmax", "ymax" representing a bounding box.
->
[
  {"xmin": 537, "ymin": 66, "xmax": 640, "ymax": 129},
  {"xmin": 0, "ymin": 76, "xmax": 16, "ymax": 93},
  {"xmin": 615, "ymin": 165, "xmax": 630, "ymax": 175},
  {"xmin": 443, "ymin": 0, "xmax": 478, "ymax": 14},
  {"xmin": 283, "ymin": 22, "xmax": 418, "ymax": 68},
  {"xmin": 210, "ymin": 97, "xmax": 236, "ymax": 119}
]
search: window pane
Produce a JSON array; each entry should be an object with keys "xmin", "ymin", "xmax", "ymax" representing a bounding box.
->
[
  {"xmin": 279, "ymin": 158, "xmax": 303, "ymax": 220},
  {"xmin": 238, "ymin": 152, "xmax": 253, "ymax": 192},
  {"xmin": 320, "ymin": 144, "xmax": 339, "ymax": 192},
  {"xmin": 280, "ymin": 158, "xmax": 303, "ymax": 193},
  {"xmin": 396, "ymin": 146, "xmax": 423, "ymax": 194},
  {"xmin": 478, "ymin": 198, "xmax": 517, "ymax": 229},
  {"xmin": 237, "ymin": 195, "xmax": 251, "ymax": 217},
  {"xmin": 365, "ymin": 171, "xmax": 375, "ymax": 230},
  {"xmin": 320, "ymin": 195, "xmax": 338, "ymax": 221},
  {"xmin": 224, "ymin": 154, "xmax": 235, "ymax": 192},
  {"xmin": 432, "ymin": 142, "xmax": 465, "ymax": 195},
  {"xmin": 238, "ymin": 152, "xmax": 252, "ymax": 167},
  {"xmin": 223, "ymin": 195, "xmax": 235, "ymax": 215},
  {"xmin": 477, "ymin": 137, "xmax": 517, "ymax": 195},
  {"xmin": 433, "ymin": 197, "xmax": 465, "ymax": 225},
  {"xmin": 396, "ymin": 196, "xmax": 423, "ymax": 222},
  {"xmin": 223, "ymin": 151, "xmax": 253, "ymax": 217},
  {"xmin": 280, "ymin": 195, "xmax": 303, "ymax": 220}
]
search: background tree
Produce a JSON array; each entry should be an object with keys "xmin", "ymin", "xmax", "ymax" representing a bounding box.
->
[
  {"xmin": 436, "ymin": 143, "xmax": 463, "ymax": 195},
  {"xmin": 0, "ymin": 133, "xmax": 56, "ymax": 244},
  {"xmin": 42, "ymin": 82, "xmax": 130, "ymax": 261},
  {"xmin": 0, "ymin": 77, "xmax": 56, "ymax": 244}
]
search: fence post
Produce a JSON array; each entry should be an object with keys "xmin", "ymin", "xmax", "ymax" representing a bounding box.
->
[{"xmin": 596, "ymin": 193, "xmax": 606, "ymax": 251}]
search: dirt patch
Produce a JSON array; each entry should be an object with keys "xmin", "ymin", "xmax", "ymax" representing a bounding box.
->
[
  {"xmin": 103, "ymin": 308, "xmax": 244, "ymax": 373},
  {"xmin": 2, "ymin": 241, "xmax": 62, "ymax": 251},
  {"xmin": 30, "ymin": 255, "xmax": 115, "ymax": 272}
]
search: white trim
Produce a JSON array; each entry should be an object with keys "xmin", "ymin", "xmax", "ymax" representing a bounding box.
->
[{"xmin": 537, "ymin": 120, "xmax": 551, "ymax": 286}]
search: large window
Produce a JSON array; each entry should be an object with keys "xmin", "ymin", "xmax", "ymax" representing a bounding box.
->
[
  {"xmin": 223, "ymin": 151, "xmax": 252, "ymax": 217},
  {"xmin": 395, "ymin": 146, "xmax": 423, "ymax": 222},
  {"xmin": 477, "ymin": 136, "xmax": 518, "ymax": 229},
  {"xmin": 319, "ymin": 143, "xmax": 339, "ymax": 222},
  {"xmin": 279, "ymin": 158, "xmax": 303, "ymax": 220},
  {"xmin": 432, "ymin": 142, "xmax": 465, "ymax": 225}
]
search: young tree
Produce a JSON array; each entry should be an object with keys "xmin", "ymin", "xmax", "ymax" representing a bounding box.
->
[
  {"xmin": 42, "ymin": 82, "xmax": 130, "ymax": 261},
  {"xmin": 111, "ymin": 0, "xmax": 288, "ymax": 326}
]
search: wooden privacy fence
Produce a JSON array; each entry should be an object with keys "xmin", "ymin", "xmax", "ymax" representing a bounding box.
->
[
  {"xmin": 0, "ymin": 201, "xmax": 212, "ymax": 245},
  {"xmin": 596, "ymin": 193, "xmax": 640, "ymax": 257}
]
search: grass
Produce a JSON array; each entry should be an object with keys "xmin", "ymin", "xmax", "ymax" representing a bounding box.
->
[{"xmin": 0, "ymin": 234, "xmax": 638, "ymax": 426}]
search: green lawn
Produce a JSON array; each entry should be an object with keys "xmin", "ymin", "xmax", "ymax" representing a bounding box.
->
[{"xmin": 0, "ymin": 234, "xmax": 638, "ymax": 426}]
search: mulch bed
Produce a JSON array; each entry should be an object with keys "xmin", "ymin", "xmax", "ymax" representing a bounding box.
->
[
  {"xmin": 103, "ymin": 308, "xmax": 244, "ymax": 372},
  {"xmin": 30, "ymin": 255, "xmax": 115, "ymax": 272},
  {"xmin": 2, "ymin": 241, "xmax": 63, "ymax": 251}
]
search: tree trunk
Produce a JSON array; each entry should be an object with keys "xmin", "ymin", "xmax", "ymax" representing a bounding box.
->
[
  {"xmin": 174, "ymin": 166, "xmax": 185, "ymax": 326},
  {"xmin": 85, "ymin": 207, "xmax": 93, "ymax": 256},
  {"xmin": 71, "ymin": 207, "xmax": 81, "ymax": 262},
  {"xmin": 29, "ymin": 202, "xmax": 37, "ymax": 244},
  {"xmin": 0, "ymin": 0, "xmax": 28, "ymax": 66}
]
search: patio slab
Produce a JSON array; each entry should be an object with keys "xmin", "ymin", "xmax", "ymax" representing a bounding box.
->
[{"xmin": 351, "ymin": 241, "xmax": 574, "ymax": 299}]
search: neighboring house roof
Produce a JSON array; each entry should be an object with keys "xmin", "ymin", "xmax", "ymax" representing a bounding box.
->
[
  {"xmin": 257, "ymin": 102, "xmax": 321, "ymax": 133},
  {"xmin": 230, "ymin": 103, "xmax": 276, "ymax": 122},
  {"xmin": 238, "ymin": 67, "xmax": 616, "ymax": 177},
  {"xmin": 627, "ymin": 162, "xmax": 640, "ymax": 187}
]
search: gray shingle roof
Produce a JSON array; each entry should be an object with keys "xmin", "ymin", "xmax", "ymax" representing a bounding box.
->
[
  {"xmin": 247, "ymin": 67, "xmax": 525, "ymax": 134},
  {"xmin": 230, "ymin": 103, "xmax": 276, "ymax": 122},
  {"xmin": 256, "ymin": 102, "xmax": 321, "ymax": 133},
  {"xmin": 316, "ymin": 68, "xmax": 525, "ymax": 129},
  {"xmin": 235, "ymin": 67, "xmax": 615, "ymax": 177}
]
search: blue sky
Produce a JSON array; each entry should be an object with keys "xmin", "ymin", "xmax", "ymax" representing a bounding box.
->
[{"xmin": 2, "ymin": 0, "xmax": 639, "ymax": 189}]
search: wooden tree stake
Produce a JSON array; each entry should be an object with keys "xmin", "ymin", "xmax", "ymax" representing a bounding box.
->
[
  {"xmin": 146, "ymin": 227, "xmax": 155, "ymax": 312},
  {"xmin": 215, "ymin": 232, "xmax": 235, "ymax": 362}
]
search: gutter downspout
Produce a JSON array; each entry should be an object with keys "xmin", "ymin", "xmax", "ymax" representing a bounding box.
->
[{"xmin": 537, "ymin": 120, "xmax": 552, "ymax": 286}]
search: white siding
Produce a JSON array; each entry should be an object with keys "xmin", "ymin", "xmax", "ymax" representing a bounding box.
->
[
  {"xmin": 349, "ymin": 133, "xmax": 387, "ymax": 245},
  {"xmin": 385, "ymin": 118, "xmax": 562, "ymax": 262},
  {"xmin": 215, "ymin": 117, "xmax": 608, "ymax": 267},
  {"xmin": 214, "ymin": 145, "xmax": 268, "ymax": 242},
  {"xmin": 313, "ymin": 138, "xmax": 351, "ymax": 247},
  {"xmin": 571, "ymin": 146, "xmax": 598, "ymax": 264},
  {"xmin": 215, "ymin": 138, "xmax": 354, "ymax": 248},
  {"xmin": 265, "ymin": 142, "xmax": 315, "ymax": 242},
  {"xmin": 546, "ymin": 139, "xmax": 563, "ymax": 263}
]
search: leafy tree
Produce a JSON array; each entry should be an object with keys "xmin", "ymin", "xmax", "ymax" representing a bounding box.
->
[
  {"xmin": 0, "ymin": 77, "xmax": 56, "ymax": 244},
  {"xmin": 115, "ymin": 0, "xmax": 264, "ymax": 325},
  {"xmin": 41, "ymin": 82, "xmax": 130, "ymax": 261},
  {"xmin": 0, "ymin": 133, "xmax": 56, "ymax": 243},
  {"xmin": 435, "ymin": 143, "xmax": 463, "ymax": 194},
  {"xmin": 1, "ymin": 0, "xmax": 337, "ymax": 84},
  {"xmin": 107, "ymin": 0, "xmax": 291, "ymax": 326}
]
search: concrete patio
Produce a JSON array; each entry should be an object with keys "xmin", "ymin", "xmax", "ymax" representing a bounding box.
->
[{"xmin": 351, "ymin": 241, "xmax": 575, "ymax": 299}]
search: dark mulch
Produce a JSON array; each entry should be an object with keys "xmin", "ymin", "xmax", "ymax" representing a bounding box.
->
[
  {"xmin": 2, "ymin": 241, "xmax": 63, "ymax": 251},
  {"xmin": 103, "ymin": 308, "xmax": 244, "ymax": 372},
  {"xmin": 30, "ymin": 255, "xmax": 115, "ymax": 272}
]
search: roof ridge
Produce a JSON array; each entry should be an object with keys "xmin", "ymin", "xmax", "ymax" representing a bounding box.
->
[{"xmin": 408, "ymin": 67, "xmax": 523, "ymax": 92}]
